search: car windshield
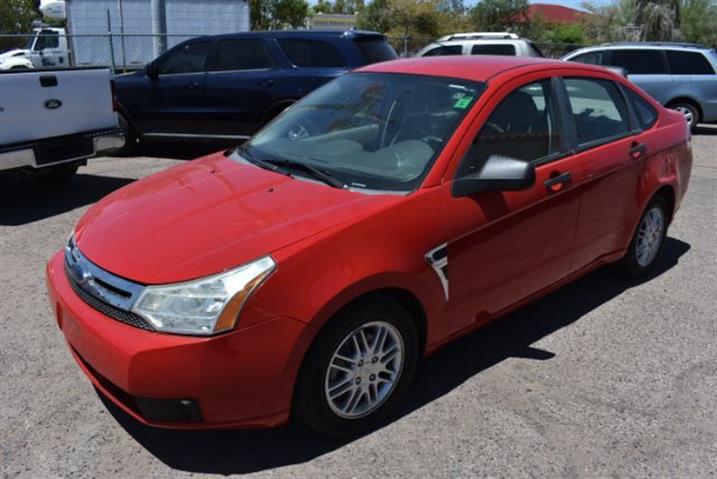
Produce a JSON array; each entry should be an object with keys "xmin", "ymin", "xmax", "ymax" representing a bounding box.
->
[{"xmin": 242, "ymin": 72, "xmax": 484, "ymax": 192}]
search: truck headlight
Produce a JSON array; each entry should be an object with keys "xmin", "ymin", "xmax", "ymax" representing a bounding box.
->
[{"xmin": 131, "ymin": 256, "xmax": 276, "ymax": 336}]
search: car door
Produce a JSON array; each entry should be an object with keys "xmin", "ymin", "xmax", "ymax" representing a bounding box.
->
[
  {"xmin": 606, "ymin": 49, "xmax": 672, "ymax": 105},
  {"xmin": 203, "ymin": 38, "xmax": 282, "ymax": 139},
  {"xmin": 138, "ymin": 40, "xmax": 214, "ymax": 137},
  {"xmin": 444, "ymin": 77, "xmax": 583, "ymax": 331},
  {"xmin": 665, "ymin": 49, "xmax": 717, "ymax": 119},
  {"xmin": 559, "ymin": 75, "xmax": 644, "ymax": 269}
]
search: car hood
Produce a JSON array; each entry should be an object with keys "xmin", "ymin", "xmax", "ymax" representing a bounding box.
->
[
  {"xmin": 75, "ymin": 152, "xmax": 396, "ymax": 284},
  {"xmin": 0, "ymin": 49, "xmax": 29, "ymax": 61}
]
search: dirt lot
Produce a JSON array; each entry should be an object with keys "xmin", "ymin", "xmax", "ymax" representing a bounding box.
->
[{"xmin": 1, "ymin": 129, "xmax": 715, "ymax": 478}]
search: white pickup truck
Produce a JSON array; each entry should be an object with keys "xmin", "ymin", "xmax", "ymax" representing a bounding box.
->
[{"xmin": 0, "ymin": 67, "xmax": 124, "ymax": 180}]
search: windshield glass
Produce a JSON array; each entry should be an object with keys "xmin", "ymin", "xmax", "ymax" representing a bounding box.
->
[{"xmin": 243, "ymin": 73, "xmax": 484, "ymax": 192}]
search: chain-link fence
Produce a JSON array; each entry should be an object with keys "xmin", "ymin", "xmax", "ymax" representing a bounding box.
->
[{"xmin": 0, "ymin": 32, "xmax": 588, "ymax": 73}]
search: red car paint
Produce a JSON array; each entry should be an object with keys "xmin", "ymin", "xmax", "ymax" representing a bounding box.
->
[{"xmin": 46, "ymin": 56, "xmax": 692, "ymax": 429}]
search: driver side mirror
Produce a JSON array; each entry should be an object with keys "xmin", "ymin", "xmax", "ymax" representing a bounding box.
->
[
  {"xmin": 146, "ymin": 62, "xmax": 159, "ymax": 80},
  {"xmin": 452, "ymin": 154, "xmax": 536, "ymax": 197}
]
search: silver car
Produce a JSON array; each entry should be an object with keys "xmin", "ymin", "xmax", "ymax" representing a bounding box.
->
[{"xmin": 563, "ymin": 42, "xmax": 717, "ymax": 130}]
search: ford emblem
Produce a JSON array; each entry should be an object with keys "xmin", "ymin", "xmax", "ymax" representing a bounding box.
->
[{"xmin": 44, "ymin": 99, "xmax": 62, "ymax": 110}]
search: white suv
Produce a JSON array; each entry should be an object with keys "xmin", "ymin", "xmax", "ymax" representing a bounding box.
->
[{"xmin": 416, "ymin": 32, "xmax": 543, "ymax": 58}]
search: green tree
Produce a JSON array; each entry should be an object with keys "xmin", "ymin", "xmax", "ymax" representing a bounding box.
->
[
  {"xmin": 680, "ymin": 0, "xmax": 717, "ymax": 44},
  {"xmin": 250, "ymin": 0, "xmax": 310, "ymax": 30},
  {"xmin": 470, "ymin": 0, "xmax": 529, "ymax": 31},
  {"xmin": 0, "ymin": 0, "xmax": 38, "ymax": 34}
]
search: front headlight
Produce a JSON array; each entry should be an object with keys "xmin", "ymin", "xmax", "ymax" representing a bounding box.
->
[{"xmin": 131, "ymin": 256, "xmax": 276, "ymax": 336}]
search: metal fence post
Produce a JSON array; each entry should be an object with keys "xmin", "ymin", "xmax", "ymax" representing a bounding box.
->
[{"xmin": 106, "ymin": 10, "xmax": 116, "ymax": 74}]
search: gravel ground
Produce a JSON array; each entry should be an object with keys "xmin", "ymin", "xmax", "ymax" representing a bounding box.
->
[{"xmin": 1, "ymin": 129, "xmax": 715, "ymax": 478}]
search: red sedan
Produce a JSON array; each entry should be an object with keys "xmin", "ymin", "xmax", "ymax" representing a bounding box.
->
[{"xmin": 46, "ymin": 56, "xmax": 692, "ymax": 436}]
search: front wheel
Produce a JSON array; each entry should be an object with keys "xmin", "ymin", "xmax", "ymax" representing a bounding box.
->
[
  {"xmin": 294, "ymin": 296, "xmax": 418, "ymax": 436},
  {"xmin": 618, "ymin": 196, "xmax": 669, "ymax": 277}
]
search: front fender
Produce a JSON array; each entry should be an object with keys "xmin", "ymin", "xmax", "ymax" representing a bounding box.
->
[{"xmin": 0, "ymin": 57, "xmax": 33, "ymax": 70}]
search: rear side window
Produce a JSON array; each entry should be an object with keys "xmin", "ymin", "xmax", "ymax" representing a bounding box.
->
[
  {"xmin": 625, "ymin": 88, "xmax": 658, "ymax": 129},
  {"xmin": 471, "ymin": 44, "xmax": 516, "ymax": 56},
  {"xmin": 564, "ymin": 78, "xmax": 630, "ymax": 147},
  {"xmin": 608, "ymin": 49, "xmax": 668, "ymax": 74},
  {"xmin": 570, "ymin": 51, "xmax": 605, "ymax": 65},
  {"xmin": 457, "ymin": 80, "xmax": 561, "ymax": 177},
  {"xmin": 354, "ymin": 39, "xmax": 398, "ymax": 64},
  {"xmin": 155, "ymin": 41, "xmax": 212, "ymax": 75},
  {"xmin": 422, "ymin": 45, "xmax": 463, "ymax": 56},
  {"xmin": 214, "ymin": 40, "xmax": 272, "ymax": 71},
  {"xmin": 278, "ymin": 39, "xmax": 345, "ymax": 67},
  {"xmin": 666, "ymin": 50, "xmax": 715, "ymax": 74}
]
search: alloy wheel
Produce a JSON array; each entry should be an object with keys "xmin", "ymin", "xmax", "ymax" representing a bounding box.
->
[{"xmin": 636, "ymin": 206, "xmax": 665, "ymax": 267}]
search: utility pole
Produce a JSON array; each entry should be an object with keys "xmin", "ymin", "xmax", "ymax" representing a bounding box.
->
[{"xmin": 151, "ymin": 0, "xmax": 167, "ymax": 58}]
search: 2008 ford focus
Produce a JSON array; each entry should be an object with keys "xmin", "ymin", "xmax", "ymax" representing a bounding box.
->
[{"xmin": 46, "ymin": 56, "xmax": 692, "ymax": 436}]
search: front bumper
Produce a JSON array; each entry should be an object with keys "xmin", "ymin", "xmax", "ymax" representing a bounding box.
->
[
  {"xmin": 46, "ymin": 252, "xmax": 315, "ymax": 429},
  {"xmin": 0, "ymin": 128, "xmax": 124, "ymax": 172}
]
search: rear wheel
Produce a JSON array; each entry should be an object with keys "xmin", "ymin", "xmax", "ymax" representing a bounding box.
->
[
  {"xmin": 669, "ymin": 101, "xmax": 699, "ymax": 132},
  {"xmin": 113, "ymin": 112, "xmax": 137, "ymax": 156},
  {"xmin": 618, "ymin": 196, "xmax": 669, "ymax": 277},
  {"xmin": 294, "ymin": 296, "xmax": 418, "ymax": 437}
]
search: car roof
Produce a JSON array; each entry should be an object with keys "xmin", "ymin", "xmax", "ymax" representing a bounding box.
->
[
  {"xmin": 357, "ymin": 55, "xmax": 583, "ymax": 82},
  {"xmin": 570, "ymin": 43, "xmax": 711, "ymax": 54},
  {"xmin": 204, "ymin": 30, "xmax": 385, "ymax": 41}
]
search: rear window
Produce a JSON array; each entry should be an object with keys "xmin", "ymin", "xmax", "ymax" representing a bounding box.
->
[
  {"xmin": 214, "ymin": 39, "xmax": 272, "ymax": 71},
  {"xmin": 666, "ymin": 50, "xmax": 715, "ymax": 74},
  {"xmin": 278, "ymin": 39, "xmax": 345, "ymax": 67},
  {"xmin": 471, "ymin": 44, "xmax": 516, "ymax": 56},
  {"xmin": 625, "ymin": 88, "xmax": 658, "ymax": 129},
  {"xmin": 354, "ymin": 38, "xmax": 398, "ymax": 64},
  {"xmin": 422, "ymin": 45, "xmax": 463, "ymax": 57},
  {"xmin": 608, "ymin": 49, "xmax": 668, "ymax": 74}
]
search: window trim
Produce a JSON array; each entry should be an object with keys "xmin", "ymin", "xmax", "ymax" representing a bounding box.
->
[
  {"xmin": 560, "ymin": 76, "xmax": 638, "ymax": 154},
  {"xmin": 209, "ymin": 38, "xmax": 275, "ymax": 73}
]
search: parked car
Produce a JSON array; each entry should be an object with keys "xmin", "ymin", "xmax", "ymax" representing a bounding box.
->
[
  {"xmin": 563, "ymin": 42, "xmax": 717, "ymax": 131},
  {"xmin": 0, "ymin": 67, "xmax": 124, "ymax": 180},
  {"xmin": 416, "ymin": 32, "xmax": 543, "ymax": 58},
  {"xmin": 113, "ymin": 30, "xmax": 397, "ymax": 151},
  {"xmin": 47, "ymin": 56, "xmax": 692, "ymax": 436}
]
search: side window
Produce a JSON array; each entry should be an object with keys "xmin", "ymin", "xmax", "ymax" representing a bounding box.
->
[
  {"xmin": 278, "ymin": 39, "xmax": 345, "ymax": 67},
  {"xmin": 214, "ymin": 39, "xmax": 272, "ymax": 71},
  {"xmin": 625, "ymin": 88, "xmax": 658, "ymax": 129},
  {"xmin": 564, "ymin": 78, "xmax": 630, "ymax": 147},
  {"xmin": 456, "ymin": 80, "xmax": 561, "ymax": 178},
  {"xmin": 155, "ymin": 42, "xmax": 212, "ymax": 75},
  {"xmin": 666, "ymin": 50, "xmax": 715, "ymax": 74},
  {"xmin": 422, "ymin": 45, "xmax": 463, "ymax": 56},
  {"xmin": 35, "ymin": 31, "xmax": 59, "ymax": 50},
  {"xmin": 470, "ymin": 44, "xmax": 516, "ymax": 56},
  {"xmin": 570, "ymin": 51, "xmax": 605, "ymax": 65},
  {"xmin": 608, "ymin": 49, "xmax": 668, "ymax": 74}
]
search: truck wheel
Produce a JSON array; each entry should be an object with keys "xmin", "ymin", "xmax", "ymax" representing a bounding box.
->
[
  {"xmin": 113, "ymin": 112, "xmax": 137, "ymax": 156},
  {"xmin": 294, "ymin": 295, "xmax": 419, "ymax": 437}
]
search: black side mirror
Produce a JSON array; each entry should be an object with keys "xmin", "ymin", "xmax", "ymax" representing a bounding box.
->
[
  {"xmin": 452, "ymin": 155, "xmax": 536, "ymax": 197},
  {"xmin": 146, "ymin": 62, "xmax": 158, "ymax": 80}
]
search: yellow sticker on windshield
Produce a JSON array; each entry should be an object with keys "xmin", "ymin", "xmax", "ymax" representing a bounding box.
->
[{"xmin": 454, "ymin": 97, "xmax": 473, "ymax": 109}]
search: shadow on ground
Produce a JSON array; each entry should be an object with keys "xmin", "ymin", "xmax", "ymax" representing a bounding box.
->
[
  {"xmin": 100, "ymin": 237, "xmax": 690, "ymax": 475},
  {"xmin": 0, "ymin": 174, "xmax": 134, "ymax": 226}
]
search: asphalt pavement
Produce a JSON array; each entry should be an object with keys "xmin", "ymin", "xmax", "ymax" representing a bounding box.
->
[{"xmin": 1, "ymin": 129, "xmax": 715, "ymax": 478}]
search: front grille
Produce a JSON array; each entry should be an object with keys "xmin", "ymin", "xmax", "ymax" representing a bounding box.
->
[{"xmin": 67, "ymin": 268, "xmax": 154, "ymax": 331}]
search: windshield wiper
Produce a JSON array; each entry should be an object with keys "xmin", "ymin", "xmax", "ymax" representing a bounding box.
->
[
  {"xmin": 264, "ymin": 158, "xmax": 347, "ymax": 189},
  {"xmin": 232, "ymin": 145, "xmax": 291, "ymax": 177}
]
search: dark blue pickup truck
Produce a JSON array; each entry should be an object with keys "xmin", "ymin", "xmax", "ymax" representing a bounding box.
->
[{"xmin": 114, "ymin": 30, "xmax": 397, "ymax": 149}]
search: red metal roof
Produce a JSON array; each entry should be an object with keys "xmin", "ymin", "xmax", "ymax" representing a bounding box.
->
[{"xmin": 526, "ymin": 3, "xmax": 588, "ymax": 24}]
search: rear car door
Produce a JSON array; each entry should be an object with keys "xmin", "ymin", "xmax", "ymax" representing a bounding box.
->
[
  {"xmin": 444, "ymin": 77, "xmax": 582, "ymax": 331},
  {"xmin": 559, "ymin": 76, "xmax": 644, "ymax": 269},
  {"xmin": 203, "ymin": 38, "xmax": 281, "ymax": 139},
  {"xmin": 606, "ymin": 49, "xmax": 672, "ymax": 104},
  {"xmin": 665, "ymin": 49, "xmax": 717, "ymax": 121},
  {"xmin": 138, "ymin": 40, "xmax": 213, "ymax": 136}
]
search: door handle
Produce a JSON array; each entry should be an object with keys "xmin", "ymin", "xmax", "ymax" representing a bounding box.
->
[
  {"xmin": 544, "ymin": 171, "xmax": 572, "ymax": 192},
  {"xmin": 261, "ymin": 79, "xmax": 275, "ymax": 87},
  {"xmin": 629, "ymin": 142, "xmax": 647, "ymax": 160},
  {"xmin": 186, "ymin": 82, "xmax": 200, "ymax": 90}
]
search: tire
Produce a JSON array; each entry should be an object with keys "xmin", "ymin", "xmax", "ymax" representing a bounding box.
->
[
  {"xmin": 113, "ymin": 112, "xmax": 137, "ymax": 156},
  {"xmin": 294, "ymin": 295, "xmax": 419, "ymax": 437},
  {"xmin": 618, "ymin": 196, "xmax": 669, "ymax": 277},
  {"xmin": 670, "ymin": 101, "xmax": 699, "ymax": 132}
]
